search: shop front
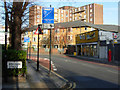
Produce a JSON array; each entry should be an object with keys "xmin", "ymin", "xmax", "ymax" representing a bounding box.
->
[{"xmin": 76, "ymin": 30, "xmax": 99, "ymax": 58}]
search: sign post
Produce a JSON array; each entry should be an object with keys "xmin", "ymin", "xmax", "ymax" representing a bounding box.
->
[
  {"xmin": 37, "ymin": 24, "xmax": 42, "ymax": 71},
  {"xmin": 42, "ymin": 5, "xmax": 54, "ymax": 74}
]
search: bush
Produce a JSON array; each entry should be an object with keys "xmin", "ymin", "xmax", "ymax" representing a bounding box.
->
[{"xmin": 2, "ymin": 49, "xmax": 27, "ymax": 76}]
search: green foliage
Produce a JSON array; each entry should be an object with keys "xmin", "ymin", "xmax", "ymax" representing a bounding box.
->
[{"xmin": 2, "ymin": 49, "xmax": 27, "ymax": 76}]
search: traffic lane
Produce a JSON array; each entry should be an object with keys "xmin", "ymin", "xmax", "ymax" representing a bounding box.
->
[
  {"xmin": 53, "ymin": 60, "xmax": 119, "ymax": 88},
  {"xmin": 38, "ymin": 54, "xmax": 119, "ymax": 79},
  {"xmin": 31, "ymin": 54, "xmax": 119, "ymax": 87}
]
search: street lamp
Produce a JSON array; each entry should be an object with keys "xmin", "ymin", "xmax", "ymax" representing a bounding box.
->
[{"xmin": 37, "ymin": 24, "xmax": 42, "ymax": 71}]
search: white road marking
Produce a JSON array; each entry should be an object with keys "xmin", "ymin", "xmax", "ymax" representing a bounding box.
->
[{"xmin": 107, "ymin": 70, "xmax": 118, "ymax": 74}]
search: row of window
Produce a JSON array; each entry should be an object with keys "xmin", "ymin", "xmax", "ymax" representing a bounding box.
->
[
  {"xmin": 32, "ymin": 35, "xmax": 73, "ymax": 42},
  {"xmin": 55, "ymin": 28, "xmax": 73, "ymax": 33},
  {"xmin": 54, "ymin": 35, "xmax": 73, "ymax": 41}
]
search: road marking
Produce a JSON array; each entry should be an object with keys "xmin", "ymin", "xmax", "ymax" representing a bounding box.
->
[
  {"xmin": 39, "ymin": 63, "xmax": 68, "ymax": 82},
  {"xmin": 73, "ymin": 82, "xmax": 76, "ymax": 88},
  {"xmin": 107, "ymin": 70, "xmax": 118, "ymax": 74},
  {"xmin": 65, "ymin": 60, "xmax": 68, "ymax": 62}
]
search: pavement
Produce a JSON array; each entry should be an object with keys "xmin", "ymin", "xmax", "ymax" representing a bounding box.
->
[
  {"xmin": 65, "ymin": 54, "xmax": 120, "ymax": 66},
  {"xmin": 2, "ymin": 59, "xmax": 71, "ymax": 89}
]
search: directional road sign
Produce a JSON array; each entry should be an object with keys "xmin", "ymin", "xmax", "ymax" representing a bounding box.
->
[
  {"xmin": 42, "ymin": 7, "xmax": 54, "ymax": 24},
  {"xmin": 24, "ymin": 37, "xmax": 30, "ymax": 42}
]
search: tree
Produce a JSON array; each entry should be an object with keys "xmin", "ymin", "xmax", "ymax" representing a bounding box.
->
[
  {"xmin": 2, "ymin": 0, "xmax": 35, "ymax": 50},
  {"xmin": 40, "ymin": 29, "xmax": 55, "ymax": 48}
]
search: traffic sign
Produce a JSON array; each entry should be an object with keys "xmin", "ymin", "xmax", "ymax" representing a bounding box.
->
[
  {"xmin": 42, "ymin": 7, "xmax": 54, "ymax": 24},
  {"xmin": 34, "ymin": 28, "xmax": 43, "ymax": 35},
  {"xmin": 24, "ymin": 37, "xmax": 30, "ymax": 42}
]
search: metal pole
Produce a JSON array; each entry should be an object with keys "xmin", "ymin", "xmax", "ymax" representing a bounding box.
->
[
  {"xmin": 29, "ymin": 41, "xmax": 31, "ymax": 59},
  {"xmin": 5, "ymin": 12, "xmax": 7, "ymax": 50},
  {"xmin": 49, "ymin": 24, "xmax": 52, "ymax": 74},
  {"xmin": 4, "ymin": 10, "xmax": 8, "ymax": 82},
  {"xmin": 27, "ymin": 43, "xmax": 28, "ymax": 59},
  {"xmin": 49, "ymin": 5, "xmax": 52, "ymax": 74},
  {"xmin": 37, "ymin": 24, "xmax": 41, "ymax": 71},
  {"xmin": 112, "ymin": 33, "xmax": 114, "ymax": 62}
]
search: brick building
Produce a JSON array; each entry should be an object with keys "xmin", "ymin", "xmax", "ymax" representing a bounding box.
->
[
  {"xmin": 29, "ymin": 3, "xmax": 103, "ymax": 27},
  {"xmin": 27, "ymin": 3, "xmax": 103, "ymax": 51}
]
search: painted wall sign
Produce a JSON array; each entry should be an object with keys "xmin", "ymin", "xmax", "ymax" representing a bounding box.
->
[{"xmin": 76, "ymin": 30, "xmax": 98, "ymax": 44}]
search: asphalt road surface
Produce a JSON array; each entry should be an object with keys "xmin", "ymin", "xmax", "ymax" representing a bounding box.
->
[{"xmin": 31, "ymin": 54, "xmax": 120, "ymax": 88}]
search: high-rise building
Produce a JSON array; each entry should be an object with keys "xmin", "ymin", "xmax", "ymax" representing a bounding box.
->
[
  {"xmin": 27, "ymin": 3, "xmax": 103, "ymax": 49},
  {"xmin": 29, "ymin": 3, "xmax": 103, "ymax": 28}
]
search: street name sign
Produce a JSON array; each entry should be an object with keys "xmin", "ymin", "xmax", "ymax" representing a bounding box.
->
[{"xmin": 7, "ymin": 61, "xmax": 22, "ymax": 69}]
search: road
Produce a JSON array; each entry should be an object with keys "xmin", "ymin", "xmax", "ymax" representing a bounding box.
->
[{"xmin": 30, "ymin": 54, "xmax": 120, "ymax": 88}]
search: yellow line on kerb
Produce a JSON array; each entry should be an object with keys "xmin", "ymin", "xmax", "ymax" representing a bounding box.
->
[
  {"xmin": 38, "ymin": 63, "xmax": 69, "ymax": 82},
  {"xmin": 73, "ymin": 82, "xmax": 76, "ymax": 88},
  {"xmin": 34, "ymin": 61, "xmax": 77, "ymax": 88}
]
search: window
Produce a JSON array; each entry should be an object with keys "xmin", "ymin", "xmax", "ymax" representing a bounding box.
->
[
  {"xmin": 33, "ymin": 37, "xmax": 37, "ymax": 42},
  {"xmin": 55, "ymin": 9, "xmax": 57, "ymax": 12},
  {"xmin": 70, "ymin": 14, "xmax": 72, "ymax": 17},
  {"xmin": 90, "ymin": 14, "xmax": 92, "ymax": 17},
  {"xmin": 67, "ymin": 35, "xmax": 73, "ymax": 41},
  {"xmin": 90, "ymin": 4, "xmax": 92, "ymax": 8},
  {"xmin": 61, "ymin": 14, "xmax": 63, "ymax": 17},
  {"xmin": 55, "ymin": 29, "xmax": 59, "ymax": 33},
  {"xmin": 84, "ymin": 20, "xmax": 86, "ymax": 22},
  {"xmin": 68, "ymin": 28, "xmax": 72, "ymax": 32},
  {"xmin": 75, "ymin": 8, "xmax": 77, "ymax": 12},
  {"xmin": 55, "ymin": 36, "xmax": 57, "ymax": 41},
  {"xmin": 70, "ymin": 35, "xmax": 73, "ymax": 40},
  {"xmin": 75, "ymin": 17, "xmax": 77, "ymax": 20},
  {"xmin": 66, "ymin": 14, "xmax": 68, "ymax": 17},
  {"xmin": 68, "ymin": 36, "xmax": 70, "ymax": 40},
  {"xmin": 55, "ymin": 14, "xmax": 57, "ymax": 17},
  {"xmin": 84, "ymin": 6, "xmax": 86, "ymax": 10},
  {"xmin": 70, "ymin": 18, "xmax": 72, "ymax": 21},
  {"xmin": 84, "ymin": 11, "xmax": 86, "ymax": 13},
  {"xmin": 79, "ymin": 7, "xmax": 81, "ymax": 11},
  {"xmin": 61, "ymin": 10, "xmax": 63, "ymax": 13},
  {"xmin": 37, "ymin": 6, "xmax": 40, "ymax": 9},
  {"xmin": 37, "ymin": 15, "xmax": 40, "ymax": 18},
  {"xmin": 90, "ymin": 18, "xmax": 92, "ymax": 21},
  {"xmin": 43, "ymin": 36, "xmax": 47, "ymax": 40},
  {"xmin": 90, "ymin": 9, "xmax": 92, "ymax": 12},
  {"xmin": 84, "ymin": 15, "xmax": 86, "ymax": 18},
  {"xmin": 57, "ymin": 36, "xmax": 60, "ymax": 41},
  {"xmin": 85, "ymin": 27, "xmax": 87, "ymax": 30},
  {"xmin": 61, "ymin": 18, "xmax": 63, "ymax": 21},
  {"xmin": 37, "ymin": 19, "xmax": 39, "ymax": 22},
  {"xmin": 37, "ymin": 11, "xmax": 40, "ymax": 13},
  {"xmin": 70, "ymin": 9, "xmax": 72, "ymax": 13}
]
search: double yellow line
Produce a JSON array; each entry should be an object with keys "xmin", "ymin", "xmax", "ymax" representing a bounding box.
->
[{"xmin": 38, "ymin": 62, "xmax": 76, "ymax": 89}]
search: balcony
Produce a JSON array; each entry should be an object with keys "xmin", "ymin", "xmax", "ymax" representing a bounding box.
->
[{"xmin": 72, "ymin": 9, "xmax": 85, "ymax": 14}]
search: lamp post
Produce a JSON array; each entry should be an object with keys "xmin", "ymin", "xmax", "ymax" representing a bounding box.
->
[{"xmin": 37, "ymin": 24, "xmax": 42, "ymax": 71}]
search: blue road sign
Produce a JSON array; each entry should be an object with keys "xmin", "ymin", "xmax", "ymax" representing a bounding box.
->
[
  {"xmin": 42, "ymin": 7, "xmax": 54, "ymax": 24},
  {"xmin": 24, "ymin": 37, "xmax": 30, "ymax": 42}
]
